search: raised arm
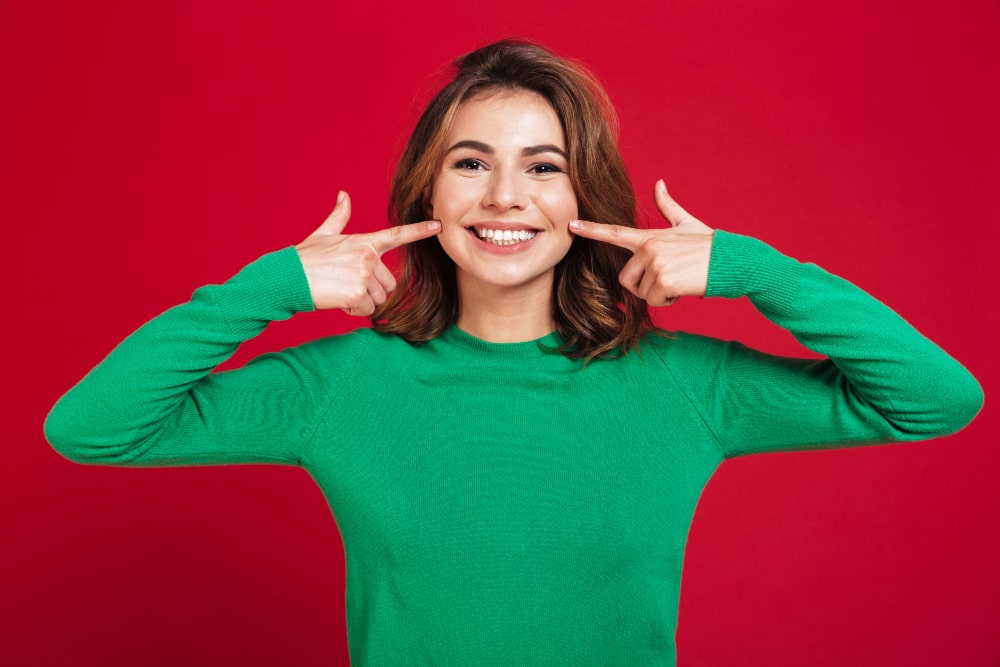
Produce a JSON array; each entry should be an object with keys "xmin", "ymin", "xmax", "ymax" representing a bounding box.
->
[
  {"xmin": 44, "ymin": 192, "xmax": 440, "ymax": 466},
  {"xmin": 570, "ymin": 181, "xmax": 983, "ymax": 456}
]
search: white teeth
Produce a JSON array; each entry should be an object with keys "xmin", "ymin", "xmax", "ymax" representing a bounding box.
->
[{"xmin": 475, "ymin": 227, "xmax": 537, "ymax": 245}]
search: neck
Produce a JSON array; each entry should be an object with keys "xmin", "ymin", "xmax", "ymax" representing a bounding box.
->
[{"xmin": 455, "ymin": 276, "xmax": 556, "ymax": 343}]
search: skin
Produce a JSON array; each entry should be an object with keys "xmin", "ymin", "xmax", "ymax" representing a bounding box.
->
[
  {"xmin": 295, "ymin": 191, "xmax": 441, "ymax": 316},
  {"xmin": 570, "ymin": 180, "xmax": 715, "ymax": 306},
  {"xmin": 295, "ymin": 94, "xmax": 716, "ymax": 340},
  {"xmin": 429, "ymin": 90, "xmax": 578, "ymax": 342}
]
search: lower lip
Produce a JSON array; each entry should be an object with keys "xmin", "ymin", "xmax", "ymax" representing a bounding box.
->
[{"xmin": 468, "ymin": 229, "xmax": 541, "ymax": 255}]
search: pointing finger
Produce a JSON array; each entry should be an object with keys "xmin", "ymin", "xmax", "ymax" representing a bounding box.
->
[
  {"xmin": 368, "ymin": 220, "xmax": 442, "ymax": 255},
  {"xmin": 568, "ymin": 219, "xmax": 647, "ymax": 252}
]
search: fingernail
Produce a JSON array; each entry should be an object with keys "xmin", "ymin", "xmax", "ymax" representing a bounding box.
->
[
  {"xmin": 337, "ymin": 190, "xmax": 345, "ymax": 204},
  {"xmin": 569, "ymin": 220, "xmax": 583, "ymax": 231},
  {"xmin": 657, "ymin": 180, "xmax": 667, "ymax": 194},
  {"xmin": 428, "ymin": 221, "xmax": 441, "ymax": 231}
]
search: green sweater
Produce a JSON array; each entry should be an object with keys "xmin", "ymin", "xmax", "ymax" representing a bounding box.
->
[{"xmin": 45, "ymin": 231, "xmax": 982, "ymax": 665}]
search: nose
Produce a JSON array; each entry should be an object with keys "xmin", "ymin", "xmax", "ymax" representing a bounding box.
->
[{"xmin": 481, "ymin": 167, "xmax": 527, "ymax": 212}]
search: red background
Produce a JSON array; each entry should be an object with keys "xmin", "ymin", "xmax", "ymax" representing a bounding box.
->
[{"xmin": 3, "ymin": 0, "xmax": 998, "ymax": 664}]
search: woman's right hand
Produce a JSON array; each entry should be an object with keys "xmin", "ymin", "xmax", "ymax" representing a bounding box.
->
[{"xmin": 295, "ymin": 191, "xmax": 441, "ymax": 315}]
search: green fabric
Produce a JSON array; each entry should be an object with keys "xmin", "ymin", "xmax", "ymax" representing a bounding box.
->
[{"xmin": 45, "ymin": 230, "xmax": 982, "ymax": 666}]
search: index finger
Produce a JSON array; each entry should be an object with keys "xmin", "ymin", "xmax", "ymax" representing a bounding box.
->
[
  {"xmin": 568, "ymin": 219, "xmax": 646, "ymax": 252},
  {"xmin": 367, "ymin": 220, "xmax": 442, "ymax": 255}
]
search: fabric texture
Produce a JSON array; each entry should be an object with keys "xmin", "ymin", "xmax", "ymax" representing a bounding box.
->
[{"xmin": 45, "ymin": 230, "xmax": 983, "ymax": 666}]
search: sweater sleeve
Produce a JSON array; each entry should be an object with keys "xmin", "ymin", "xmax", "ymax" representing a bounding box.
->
[
  {"xmin": 44, "ymin": 247, "xmax": 340, "ymax": 467},
  {"xmin": 657, "ymin": 230, "xmax": 983, "ymax": 459}
]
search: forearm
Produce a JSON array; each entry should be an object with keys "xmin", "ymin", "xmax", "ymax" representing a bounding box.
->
[
  {"xmin": 706, "ymin": 230, "xmax": 983, "ymax": 440},
  {"xmin": 44, "ymin": 247, "xmax": 315, "ymax": 464}
]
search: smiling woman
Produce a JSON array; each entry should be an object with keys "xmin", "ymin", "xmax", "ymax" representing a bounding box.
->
[
  {"xmin": 429, "ymin": 91, "xmax": 578, "ymax": 340},
  {"xmin": 374, "ymin": 41, "xmax": 651, "ymax": 356},
  {"xmin": 44, "ymin": 39, "xmax": 983, "ymax": 667}
]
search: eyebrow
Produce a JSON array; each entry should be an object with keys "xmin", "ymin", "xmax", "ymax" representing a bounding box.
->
[{"xmin": 445, "ymin": 140, "xmax": 568, "ymax": 160}]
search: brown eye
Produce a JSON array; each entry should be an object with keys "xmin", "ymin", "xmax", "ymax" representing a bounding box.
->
[
  {"xmin": 454, "ymin": 159, "xmax": 486, "ymax": 171},
  {"xmin": 530, "ymin": 163, "xmax": 562, "ymax": 174}
]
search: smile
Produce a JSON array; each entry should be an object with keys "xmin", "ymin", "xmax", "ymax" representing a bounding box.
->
[{"xmin": 473, "ymin": 227, "xmax": 538, "ymax": 246}]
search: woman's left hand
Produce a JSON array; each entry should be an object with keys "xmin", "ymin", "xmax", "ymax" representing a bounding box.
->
[{"xmin": 569, "ymin": 180, "xmax": 714, "ymax": 306}]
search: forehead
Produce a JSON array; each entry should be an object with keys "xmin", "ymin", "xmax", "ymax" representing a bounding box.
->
[{"xmin": 447, "ymin": 90, "xmax": 565, "ymax": 147}]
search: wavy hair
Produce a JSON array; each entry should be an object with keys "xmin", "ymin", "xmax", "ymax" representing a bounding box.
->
[{"xmin": 371, "ymin": 39, "xmax": 652, "ymax": 359}]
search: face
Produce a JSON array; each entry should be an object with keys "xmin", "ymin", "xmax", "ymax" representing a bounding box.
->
[{"xmin": 429, "ymin": 90, "xmax": 578, "ymax": 296}]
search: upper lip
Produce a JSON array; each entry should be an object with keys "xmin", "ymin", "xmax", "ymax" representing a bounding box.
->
[{"xmin": 465, "ymin": 221, "xmax": 541, "ymax": 232}]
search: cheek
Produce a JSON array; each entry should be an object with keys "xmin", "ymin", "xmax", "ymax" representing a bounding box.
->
[
  {"xmin": 429, "ymin": 176, "xmax": 469, "ymax": 222},
  {"xmin": 538, "ymin": 184, "xmax": 579, "ymax": 226}
]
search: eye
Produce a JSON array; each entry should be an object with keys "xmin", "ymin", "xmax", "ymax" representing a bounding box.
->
[
  {"xmin": 453, "ymin": 158, "xmax": 486, "ymax": 171},
  {"xmin": 529, "ymin": 163, "xmax": 563, "ymax": 174}
]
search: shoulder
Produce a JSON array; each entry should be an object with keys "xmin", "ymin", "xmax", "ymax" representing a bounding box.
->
[
  {"xmin": 637, "ymin": 328, "xmax": 771, "ymax": 384},
  {"xmin": 291, "ymin": 326, "xmax": 415, "ymax": 363},
  {"xmin": 241, "ymin": 327, "xmax": 417, "ymax": 382},
  {"xmin": 640, "ymin": 328, "xmax": 733, "ymax": 362},
  {"xmin": 579, "ymin": 330, "xmax": 736, "ymax": 386}
]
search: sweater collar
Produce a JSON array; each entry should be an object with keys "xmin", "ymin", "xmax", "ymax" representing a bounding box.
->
[{"xmin": 438, "ymin": 324, "xmax": 565, "ymax": 360}]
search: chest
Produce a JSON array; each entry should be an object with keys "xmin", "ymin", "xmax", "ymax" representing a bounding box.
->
[{"xmin": 303, "ymin": 359, "xmax": 721, "ymax": 572}]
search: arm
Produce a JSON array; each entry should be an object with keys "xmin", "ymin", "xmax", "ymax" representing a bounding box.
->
[
  {"xmin": 667, "ymin": 230, "xmax": 982, "ymax": 457},
  {"xmin": 44, "ymin": 192, "xmax": 441, "ymax": 466},
  {"xmin": 44, "ymin": 247, "xmax": 323, "ymax": 466},
  {"xmin": 571, "ymin": 180, "xmax": 983, "ymax": 456}
]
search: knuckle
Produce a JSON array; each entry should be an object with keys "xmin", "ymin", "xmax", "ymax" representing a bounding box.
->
[
  {"xmin": 650, "ymin": 256, "xmax": 670, "ymax": 272},
  {"xmin": 618, "ymin": 273, "xmax": 638, "ymax": 291},
  {"xmin": 649, "ymin": 236, "xmax": 676, "ymax": 255},
  {"xmin": 659, "ymin": 278, "xmax": 682, "ymax": 296}
]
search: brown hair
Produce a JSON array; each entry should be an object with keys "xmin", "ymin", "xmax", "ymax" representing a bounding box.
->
[{"xmin": 371, "ymin": 39, "xmax": 652, "ymax": 359}]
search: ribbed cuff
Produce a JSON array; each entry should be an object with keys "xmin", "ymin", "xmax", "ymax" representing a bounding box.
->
[
  {"xmin": 706, "ymin": 230, "xmax": 802, "ymax": 314},
  {"xmin": 212, "ymin": 246, "xmax": 316, "ymax": 337}
]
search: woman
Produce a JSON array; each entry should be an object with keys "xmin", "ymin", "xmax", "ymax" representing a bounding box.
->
[{"xmin": 45, "ymin": 40, "xmax": 982, "ymax": 665}]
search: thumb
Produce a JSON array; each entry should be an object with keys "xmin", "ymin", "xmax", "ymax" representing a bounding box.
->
[
  {"xmin": 316, "ymin": 190, "xmax": 351, "ymax": 235},
  {"xmin": 653, "ymin": 180, "xmax": 693, "ymax": 228}
]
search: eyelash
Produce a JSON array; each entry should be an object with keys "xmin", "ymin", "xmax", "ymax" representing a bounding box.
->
[
  {"xmin": 451, "ymin": 159, "xmax": 564, "ymax": 174},
  {"xmin": 530, "ymin": 163, "xmax": 562, "ymax": 174},
  {"xmin": 454, "ymin": 158, "xmax": 485, "ymax": 171}
]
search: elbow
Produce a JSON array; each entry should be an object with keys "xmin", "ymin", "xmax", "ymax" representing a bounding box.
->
[
  {"xmin": 938, "ymin": 372, "xmax": 985, "ymax": 436},
  {"xmin": 43, "ymin": 404, "xmax": 92, "ymax": 464},
  {"xmin": 44, "ymin": 412, "xmax": 79, "ymax": 463},
  {"xmin": 45, "ymin": 397, "xmax": 154, "ymax": 466},
  {"xmin": 899, "ymin": 370, "xmax": 985, "ymax": 440},
  {"xmin": 44, "ymin": 399, "xmax": 129, "ymax": 465}
]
